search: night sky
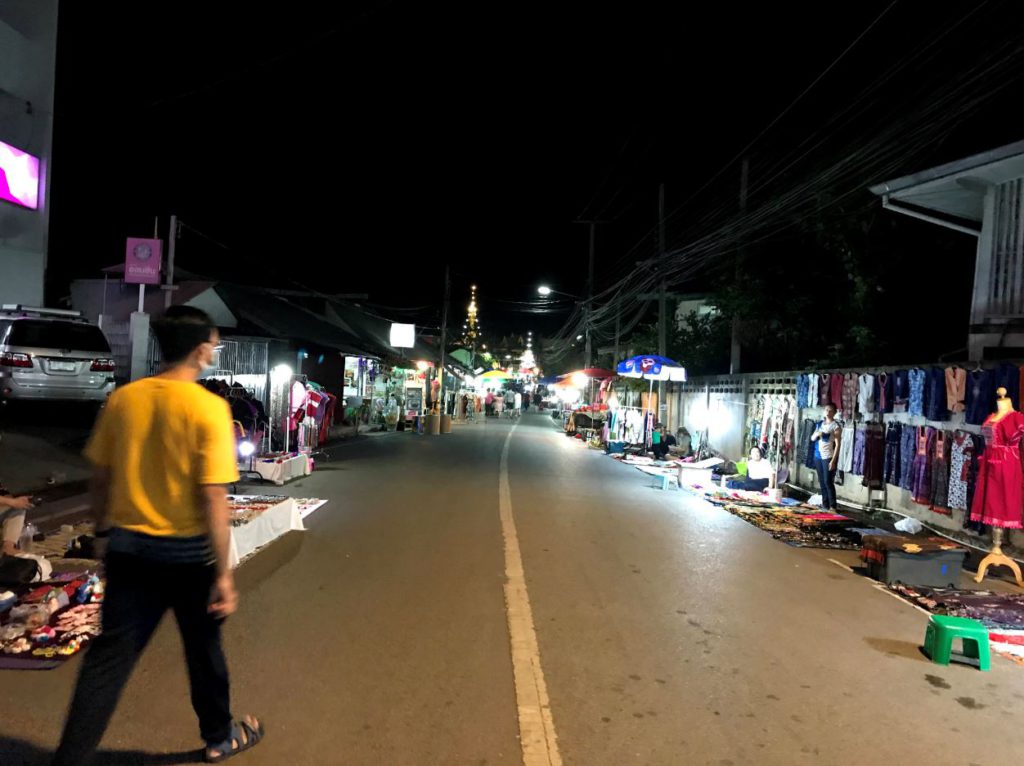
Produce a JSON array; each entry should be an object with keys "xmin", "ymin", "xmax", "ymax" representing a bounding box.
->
[{"xmin": 46, "ymin": 2, "xmax": 1024, "ymax": 351}]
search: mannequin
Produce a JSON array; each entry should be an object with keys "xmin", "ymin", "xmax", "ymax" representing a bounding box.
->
[{"xmin": 971, "ymin": 387, "xmax": 1024, "ymax": 587}]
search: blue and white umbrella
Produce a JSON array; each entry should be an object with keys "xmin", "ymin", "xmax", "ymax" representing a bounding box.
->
[
  {"xmin": 615, "ymin": 356, "xmax": 686, "ymax": 441},
  {"xmin": 615, "ymin": 355, "xmax": 687, "ymax": 382}
]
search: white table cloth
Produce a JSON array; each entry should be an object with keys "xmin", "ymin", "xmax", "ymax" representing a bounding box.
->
[
  {"xmin": 252, "ymin": 454, "xmax": 312, "ymax": 486},
  {"xmin": 228, "ymin": 498, "xmax": 304, "ymax": 567}
]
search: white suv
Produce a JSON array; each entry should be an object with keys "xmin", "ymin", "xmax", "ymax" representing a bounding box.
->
[{"xmin": 0, "ymin": 305, "xmax": 116, "ymax": 405}]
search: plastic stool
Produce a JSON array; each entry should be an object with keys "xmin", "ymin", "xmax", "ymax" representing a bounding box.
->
[
  {"xmin": 923, "ymin": 615, "xmax": 990, "ymax": 671},
  {"xmin": 653, "ymin": 474, "xmax": 677, "ymax": 491}
]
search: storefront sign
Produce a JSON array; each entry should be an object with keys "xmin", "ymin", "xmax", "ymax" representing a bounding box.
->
[
  {"xmin": 390, "ymin": 323, "xmax": 415, "ymax": 348},
  {"xmin": 124, "ymin": 237, "xmax": 163, "ymax": 284},
  {"xmin": 0, "ymin": 139, "xmax": 40, "ymax": 210}
]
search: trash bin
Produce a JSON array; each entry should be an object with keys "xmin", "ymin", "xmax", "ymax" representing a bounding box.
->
[
  {"xmin": 440, "ymin": 414, "xmax": 452, "ymax": 433},
  {"xmin": 426, "ymin": 413, "xmax": 441, "ymax": 435}
]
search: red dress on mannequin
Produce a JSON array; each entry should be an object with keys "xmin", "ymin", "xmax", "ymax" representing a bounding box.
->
[{"xmin": 970, "ymin": 410, "xmax": 1024, "ymax": 529}]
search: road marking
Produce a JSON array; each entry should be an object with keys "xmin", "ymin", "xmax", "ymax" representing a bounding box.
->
[
  {"xmin": 827, "ymin": 558, "xmax": 854, "ymax": 573},
  {"xmin": 871, "ymin": 582, "xmax": 933, "ymax": 616},
  {"xmin": 827, "ymin": 558, "xmax": 933, "ymax": 616},
  {"xmin": 499, "ymin": 421, "xmax": 562, "ymax": 766}
]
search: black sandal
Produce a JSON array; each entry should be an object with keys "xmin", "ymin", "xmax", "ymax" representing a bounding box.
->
[{"xmin": 205, "ymin": 716, "xmax": 264, "ymax": 763}]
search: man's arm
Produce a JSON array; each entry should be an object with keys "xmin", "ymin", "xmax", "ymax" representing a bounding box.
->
[
  {"xmin": 0, "ymin": 495, "xmax": 33, "ymax": 511},
  {"xmin": 201, "ymin": 484, "xmax": 237, "ymax": 618},
  {"xmin": 829, "ymin": 430, "xmax": 841, "ymax": 469}
]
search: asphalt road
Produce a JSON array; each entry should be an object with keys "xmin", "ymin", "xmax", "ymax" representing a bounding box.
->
[{"xmin": 1, "ymin": 411, "xmax": 1020, "ymax": 765}]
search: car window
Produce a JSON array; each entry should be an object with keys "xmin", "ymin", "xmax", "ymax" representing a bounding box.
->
[{"xmin": 7, "ymin": 320, "xmax": 111, "ymax": 353}]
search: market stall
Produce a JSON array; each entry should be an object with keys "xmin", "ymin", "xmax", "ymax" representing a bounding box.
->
[
  {"xmin": 227, "ymin": 495, "xmax": 305, "ymax": 567},
  {"xmin": 249, "ymin": 452, "xmax": 313, "ymax": 486}
]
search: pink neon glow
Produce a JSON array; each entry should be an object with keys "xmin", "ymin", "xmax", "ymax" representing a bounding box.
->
[{"xmin": 0, "ymin": 139, "xmax": 40, "ymax": 210}]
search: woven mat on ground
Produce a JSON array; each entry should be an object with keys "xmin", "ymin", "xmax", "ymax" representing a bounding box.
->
[
  {"xmin": 1, "ymin": 572, "xmax": 103, "ymax": 670},
  {"xmin": 889, "ymin": 584, "xmax": 1024, "ymax": 667},
  {"xmin": 723, "ymin": 504, "xmax": 860, "ymax": 550}
]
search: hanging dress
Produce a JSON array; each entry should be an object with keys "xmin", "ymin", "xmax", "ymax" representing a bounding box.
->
[
  {"xmin": 911, "ymin": 426, "xmax": 935, "ymax": 505},
  {"xmin": 929, "ymin": 430, "xmax": 952, "ymax": 514},
  {"xmin": 838, "ymin": 425, "xmax": 855, "ymax": 473},
  {"xmin": 945, "ymin": 367, "xmax": 966, "ymax": 414},
  {"xmin": 947, "ymin": 431, "xmax": 974, "ymax": 513},
  {"xmin": 852, "ymin": 426, "xmax": 867, "ymax": 475},
  {"xmin": 877, "ymin": 371, "xmax": 894, "ymax": 414},
  {"xmin": 969, "ymin": 410, "xmax": 1024, "ymax": 529},
  {"xmin": 883, "ymin": 421, "xmax": 902, "ymax": 486},
  {"xmin": 899, "ymin": 425, "xmax": 917, "ymax": 491},
  {"xmin": 807, "ymin": 374, "xmax": 819, "ymax": 409},
  {"xmin": 908, "ymin": 368, "xmax": 926, "ymax": 417},
  {"xmin": 862, "ymin": 422, "xmax": 886, "ymax": 489},
  {"xmin": 841, "ymin": 373, "xmax": 859, "ymax": 421},
  {"xmin": 830, "ymin": 373, "xmax": 845, "ymax": 411},
  {"xmin": 858, "ymin": 373, "xmax": 875, "ymax": 416}
]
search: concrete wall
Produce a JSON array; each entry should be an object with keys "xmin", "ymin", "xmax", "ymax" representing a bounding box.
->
[
  {"xmin": 671, "ymin": 367, "xmax": 1024, "ymax": 550},
  {"xmin": 0, "ymin": 1, "xmax": 57, "ymax": 307}
]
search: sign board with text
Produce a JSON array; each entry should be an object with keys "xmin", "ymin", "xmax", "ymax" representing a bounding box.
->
[{"xmin": 124, "ymin": 238, "xmax": 163, "ymax": 284}]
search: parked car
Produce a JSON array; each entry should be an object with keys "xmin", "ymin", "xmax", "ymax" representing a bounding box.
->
[{"xmin": 0, "ymin": 305, "xmax": 116, "ymax": 406}]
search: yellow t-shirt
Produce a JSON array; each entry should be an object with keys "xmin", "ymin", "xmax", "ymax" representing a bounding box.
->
[{"xmin": 84, "ymin": 377, "xmax": 240, "ymax": 538}]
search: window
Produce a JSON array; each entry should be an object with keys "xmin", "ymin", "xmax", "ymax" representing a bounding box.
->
[{"xmin": 7, "ymin": 320, "xmax": 111, "ymax": 353}]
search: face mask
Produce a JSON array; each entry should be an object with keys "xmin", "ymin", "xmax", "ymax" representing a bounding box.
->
[{"xmin": 202, "ymin": 343, "xmax": 222, "ymax": 373}]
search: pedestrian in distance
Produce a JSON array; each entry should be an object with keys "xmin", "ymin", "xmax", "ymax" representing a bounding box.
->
[{"xmin": 53, "ymin": 306, "xmax": 263, "ymax": 766}]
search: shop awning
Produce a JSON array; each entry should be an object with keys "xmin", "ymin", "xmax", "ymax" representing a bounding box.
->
[
  {"xmin": 566, "ymin": 368, "xmax": 616, "ymax": 380},
  {"xmin": 868, "ymin": 139, "xmax": 1024, "ymax": 233},
  {"xmin": 212, "ymin": 283, "xmax": 375, "ymax": 357}
]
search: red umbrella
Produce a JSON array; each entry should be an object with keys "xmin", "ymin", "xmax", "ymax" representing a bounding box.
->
[{"xmin": 571, "ymin": 368, "xmax": 616, "ymax": 380}]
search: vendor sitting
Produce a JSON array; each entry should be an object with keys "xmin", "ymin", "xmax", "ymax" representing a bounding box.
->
[
  {"xmin": 0, "ymin": 491, "xmax": 34, "ymax": 556},
  {"xmin": 651, "ymin": 423, "xmax": 677, "ymax": 460},
  {"xmin": 724, "ymin": 446, "xmax": 775, "ymax": 491}
]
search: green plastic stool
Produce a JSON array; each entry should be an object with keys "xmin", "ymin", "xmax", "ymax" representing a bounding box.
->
[{"xmin": 923, "ymin": 615, "xmax": 991, "ymax": 671}]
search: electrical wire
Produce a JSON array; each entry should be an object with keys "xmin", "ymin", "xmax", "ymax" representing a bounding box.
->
[{"xmin": 549, "ymin": 16, "xmax": 1024, "ymax": 357}]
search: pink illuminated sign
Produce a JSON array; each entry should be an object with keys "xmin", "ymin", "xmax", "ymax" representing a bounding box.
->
[
  {"xmin": 124, "ymin": 238, "xmax": 163, "ymax": 284},
  {"xmin": 0, "ymin": 139, "xmax": 40, "ymax": 210}
]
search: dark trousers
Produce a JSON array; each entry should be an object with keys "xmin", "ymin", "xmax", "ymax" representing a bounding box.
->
[
  {"xmin": 54, "ymin": 553, "xmax": 232, "ymax": 765},
  {"xmin": 816, "ymin": 457, "xmax": 838, "ymax": 510}
]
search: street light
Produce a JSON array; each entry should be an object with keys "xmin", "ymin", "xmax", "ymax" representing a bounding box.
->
[{"xmin": 537, "ymin": 285, "xmax": 581, "ymax": 299}]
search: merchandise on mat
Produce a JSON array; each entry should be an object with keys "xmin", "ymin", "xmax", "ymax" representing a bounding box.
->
[{"xmin": 0, "ymin": 573, "xmax": 104, "ymax": 668}]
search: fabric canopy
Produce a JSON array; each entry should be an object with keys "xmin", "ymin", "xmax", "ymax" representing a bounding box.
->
[
  {"xmin": 480, "ymin": 370, "xmax": 512, "ymax": 379},
  {"xmin": 567, "ymin": 368, "xmax": 616, "ymax": 380}
]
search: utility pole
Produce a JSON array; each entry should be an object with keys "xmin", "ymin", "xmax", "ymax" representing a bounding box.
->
[
  {"xmin": 658, "ymin": 183, "xmax": 667, "ymax": 360},
  {"xmin": 572, "ymin": 219, "xmax": 608, "ymax": 370},
  {"xmin": 658, "ymin": 183, "xmax": 667, "ymax": 424},
  {"xmin": 730, "ymin": 158, "xmax": 748, "ymax": 374},
  {"xmin": 586, "ymin": 221, "xmax": 595, "ymax": 369},
  {"xmin": 163, "ymin": 214, "xmax": 178, "ymax": 309},
  {"xmin": 613, "ymin": 293, "xmax": 621, "ymax": 367},
  {"xmin": 439, "ymin": 264, "xmax": 451, "ymax": 413}
]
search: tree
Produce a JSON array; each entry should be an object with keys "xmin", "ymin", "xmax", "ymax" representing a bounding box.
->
[{"xmin": 623, "ymin": 302, "xmax": 730, "ymax": 377}]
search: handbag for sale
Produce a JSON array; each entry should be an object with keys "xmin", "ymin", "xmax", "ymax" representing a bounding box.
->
[{"xmin": 0, "ymin": 554, "xmax": 42, "ymax": 585}]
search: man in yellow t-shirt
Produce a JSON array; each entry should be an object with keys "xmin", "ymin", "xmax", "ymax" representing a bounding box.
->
[{"xmin": 54, "ymin": 306, "xmax": 263, "ymax": 765}]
